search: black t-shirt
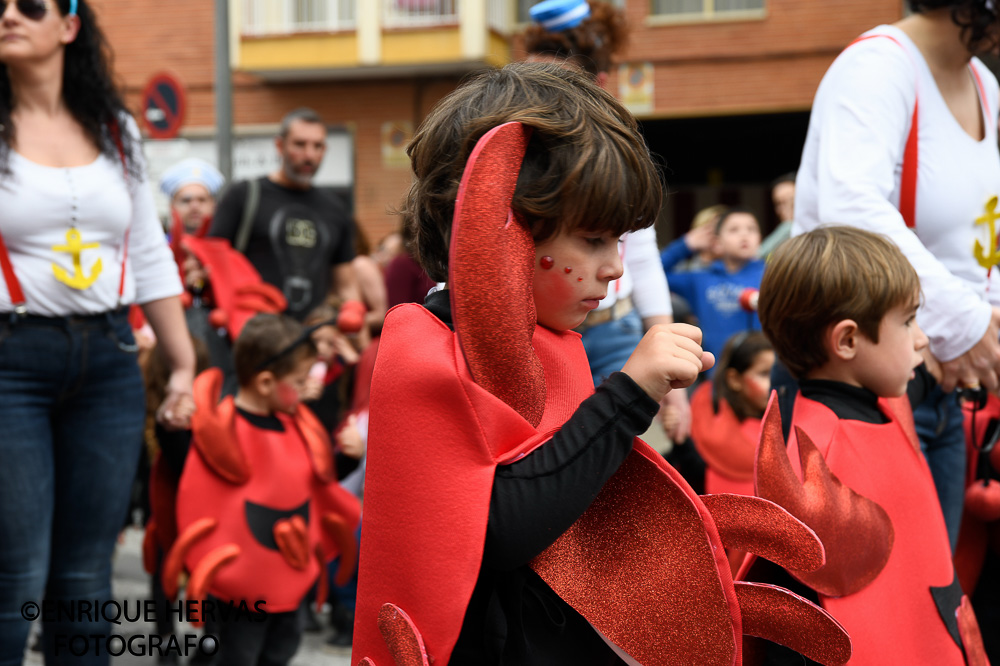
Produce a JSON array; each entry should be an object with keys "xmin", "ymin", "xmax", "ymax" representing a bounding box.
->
[{"xmin": 209, "ymin": 177, "xmax": 355, "ymax": 319}]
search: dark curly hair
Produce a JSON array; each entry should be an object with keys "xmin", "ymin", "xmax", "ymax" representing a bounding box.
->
[
  {"xmin": 908, "ymin": 0, "xmax": 1000, "ymax": 53},
  {"xmin": 522, "ymin": 1, "xmax": 628, "ymax": 76},
  {"xmin": 0, "ymin": 0, "xmax": 140, "ymax": 179},
  {"xmin": 403, "ymin": 62, "xmax": 663, "ymax": 283}
]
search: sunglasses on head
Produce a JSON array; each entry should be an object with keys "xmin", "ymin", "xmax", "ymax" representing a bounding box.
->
[{"xmin": 0, "ymin": 0, "xmax": 76, "ymax": 21}]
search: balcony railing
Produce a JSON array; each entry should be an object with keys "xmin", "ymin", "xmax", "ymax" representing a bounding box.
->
[
  {"xmin": 242, "ymin": 0, "xmax": 356, "ymax": 36},
  {"xmin": 383, "ymin": 0, "xmax": 458, "ymax": 28}
]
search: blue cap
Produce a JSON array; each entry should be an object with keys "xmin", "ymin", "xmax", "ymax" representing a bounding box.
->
[
  {"xmin": 159, "ymin": 158, "xmax": 225, "ymax": 198},
  {"xmin": 529, "ymin": 0, "xmax": 590, "ymax": 32},
  {"xmin": 68, "ymin": 0, "xmax": 78, "ymax": 16}
]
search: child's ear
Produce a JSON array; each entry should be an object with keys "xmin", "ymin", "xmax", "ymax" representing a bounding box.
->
[
  {"xmin": 253, "ymin": 371, "xmax": 277, "ymax": 397},
  {"xmin": 827, "ymin": 320, "xmax": 860, "ymax": 361},
  {"xmin": 725, "ymin": 367, "xmax": 743, "ymax": 394}
]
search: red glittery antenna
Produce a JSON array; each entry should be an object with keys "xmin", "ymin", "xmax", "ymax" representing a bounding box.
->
[
  {"xmin": 448, "ymin": 122, "xmax": 546, "ymax": 426},
  {"xmin": 755, "ymin": 393, "xmax": 895, "ymax": 596}
]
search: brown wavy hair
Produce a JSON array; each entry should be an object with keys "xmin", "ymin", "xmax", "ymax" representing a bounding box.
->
[
  {"xmin": 403, "ymin": 62, "xmax": 663, "ymax": 283},
  {"xmin": 522, "ymin": 1, "xmax": 628, "ymax": 76}
]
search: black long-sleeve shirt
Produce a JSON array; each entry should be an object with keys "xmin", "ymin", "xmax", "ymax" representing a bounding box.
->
[{"xmin": 424, "ymin": 290, "xmax": 660, "ymax": 665}]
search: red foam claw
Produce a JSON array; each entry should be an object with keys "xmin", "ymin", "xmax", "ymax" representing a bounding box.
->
[
  {"xmin": 377, "ymin": 603, "xmax": 430, "ymax": 666},
  {"xmin": 315, "ymin": 545, "xmax": 328, "ymax": 614},
  {"xmin": 162, "ymin": 517, "xmax": 217, "ymax": 600},
  {"xmin": 273, "ymin": 515, "xmax": 310, "ymax": 570},
  {"xmin": 735, "ymin": 581, "xmax": 851, "ymax": 666},
  {"xmin": 701, "ymin": 494, "xmax": 826, "ymax": 574},
  {"xmin": 965, "ymin": 478, "xmax": 1000, "ymax": 522},
  {"xmin": 323, "ymin": 512, "xmax": 358, "ymax": 586},
  {"xmin": 755, "ymin": 395, "xmax": 894, "ymax": 597},
  {"xmin": 449, "ymin": 122, "xmax": 545, "ymax": 427},
  {"xmin": 233, "ymin": 283, "xmax": 287, "ymax": 315},
  {"xmin": 186, "ymin": 543, "xmax": 241, "ymax": 627},
  {"xmin": 191, "ymin": 369, "xmax": 249, "ymax": 484},
  {"xmin": 336, "ymin": 300, "xmax": 367, "ymax": 334}
]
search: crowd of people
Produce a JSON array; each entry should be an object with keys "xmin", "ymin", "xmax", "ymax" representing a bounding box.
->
[{"xmin": 1, "ymin": 0, "xmax": 999, "ymax": 664}]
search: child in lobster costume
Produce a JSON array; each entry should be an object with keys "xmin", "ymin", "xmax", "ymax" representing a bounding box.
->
[
  {"xmin": 352, "ymin": 63, "xmax": 852, "ymax": 666},
  {"xmin": 749, "ymin": 226, "xmax": 989, "ymax": 665},
  {"xmin": 164, "ymin": 313, "xmax": 362, "ymax": 666}
]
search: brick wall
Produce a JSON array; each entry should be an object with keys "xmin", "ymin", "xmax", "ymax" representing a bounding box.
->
[{"xmin": 90, "ymin": 0, "xmax": 903, "ymax": 242}]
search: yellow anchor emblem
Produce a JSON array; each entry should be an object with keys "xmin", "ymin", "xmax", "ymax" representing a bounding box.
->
[
  {"xmin": 974, "ymin": 196, "xmax": 1000, "ymax": 270},
  {"xmin": 52, "ymin": 229, "xmax": 103, "ymax": 290}
]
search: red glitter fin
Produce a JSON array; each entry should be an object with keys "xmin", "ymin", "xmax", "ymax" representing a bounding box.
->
[
  {"xmin": 162, "ymin": 517, "xmax": 217, "ymax": 600},
  {"xmin": 957, "ymin": 595, "xmax": 991, "ymax": 666},
  {"xmin": 376, "ymin": 603, "xmax": 430, "ymax": 666},
  {"xmin": 755, "ymin": 395, "xmax": 894, "ymax": 597},
  {"xmin": 191, "ymin": 369, "xmax": 249, "ymax": 484},
  {"xmin": 449, "ymin": 122, "xmax": 546, "ymax": 427},
  {"xmin": 186, "ymin": 543, "xmax": 240, "ymax": 627},
  {"xmin": 323, "ymin": 512, "xmax": 358, "ymax": 586},
  {"xmin": 735, "ymin": 581, "xmax": 851, "ymax": 666},
  {"xmin": 701, "ymin": 494, "xmax": 826, "ymax": 573}
]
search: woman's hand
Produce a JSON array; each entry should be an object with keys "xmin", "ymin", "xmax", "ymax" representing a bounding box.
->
[
  {"xmin": 156, "ymin": 369, "xmax": 195, "ymax": 430},
  {"xmin": 938, "ymin": 306, "xmax": 1000, "ymax": 393}
]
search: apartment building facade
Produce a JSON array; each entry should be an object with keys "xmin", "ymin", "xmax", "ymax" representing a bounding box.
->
[{"xmin": 91, "ymin": 0, "xmax": 908, "ymax": 241}]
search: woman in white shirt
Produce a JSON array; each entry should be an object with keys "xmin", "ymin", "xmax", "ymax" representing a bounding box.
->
[
  {"xmin": 794, "ymin": 0, "xmax": 1000, "ymax": 552},
  {"xmin": 0, "ymin": 1, "xmax": 195, "ymax": 662}
]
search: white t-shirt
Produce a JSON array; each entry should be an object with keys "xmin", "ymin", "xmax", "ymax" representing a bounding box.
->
[
  {"xmin": 794, "ymin": 24, "xmax": 1000, "ymax": 362},
  {"xmin": 0, "ymin": 118, "xmax": 182, "ymax": 316},
  {"xmin": 596, "ymin": 227, "xmax": 672, "ymax": 319}
]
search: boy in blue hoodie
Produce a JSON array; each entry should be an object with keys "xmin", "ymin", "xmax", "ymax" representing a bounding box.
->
[{"xmin": 661, "ymin": 207, "xmax": 765, "ymax": 361}]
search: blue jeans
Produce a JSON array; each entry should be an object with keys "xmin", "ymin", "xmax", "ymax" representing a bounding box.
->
[
  {"xmin": 912, "ymin": 386, "xmax": 966, "ymax": 553},
  {"xmin": 580, "ymin": 310, "xmax": 643, "ymax": 387},
  {"xmin": 0, "ymin": 310, "xmax": 145, "ymax": 666}
]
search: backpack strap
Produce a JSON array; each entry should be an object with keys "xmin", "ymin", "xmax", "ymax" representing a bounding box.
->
[{"xmin": 234, "ymin": 178, "xmax": 261, "ymax": 254}]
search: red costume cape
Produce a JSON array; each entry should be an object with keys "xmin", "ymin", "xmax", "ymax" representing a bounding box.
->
[
  {"xmin": 353, "ymin": 122, "xmax": 851, "ymax": 666},
  {"xmin": 170, "ymin": 369, "xmax": 361, "ymax": 613},
  {"xmin": 755, "ymin": 393, "xmax": 985, "ymax": 666}
]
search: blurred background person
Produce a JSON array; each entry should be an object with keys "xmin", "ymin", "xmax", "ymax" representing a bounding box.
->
[
  {"xmin": 758, "ymin": 171, "xmax": 795, "ymax": 258},
  {"xmin": 160, "ymin": 157, "xmax": 224, "ymax": 238}
]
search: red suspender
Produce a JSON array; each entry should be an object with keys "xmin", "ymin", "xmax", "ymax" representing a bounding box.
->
[
  {"xmin": 847, "ymin": 34, "xmax": 919, "ymax": 228},
  {"xmin": 0, "ymin": 119, "xmax": 130, "ymax": 314},
  {"xmin": 0, "ymin": 231, "xmax": 26, "ymax": 314},
  {"xmin": 846, "ymin": 34, "xmax": 991, "ymax": 229}
]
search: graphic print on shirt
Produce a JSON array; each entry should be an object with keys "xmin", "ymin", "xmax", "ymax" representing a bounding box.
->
[
  {"xmin": 973, "ymin": 195, "xmax": 1000, "ymax": 271},
  {"xmin": 52, "ymin": 229, "xmax": 102, "ymax": 290},
  {"xmin": 705, "ymin": 282, "xmax": 744, "ymax": 316},
  {"xmin": 267, "ymin": 204, "xmax": 332, "ymax": 315}
]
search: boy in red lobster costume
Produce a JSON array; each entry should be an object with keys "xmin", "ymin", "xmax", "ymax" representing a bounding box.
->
[
  {"xmin": 749, "ymin": 226, "xmax": 988, "ymax": 665},
  {"xmin": 352, "ymin": 63, "xmax": 853, "ymax": 666},
  {"xmin": 164, "ymin": 313, "xmax": 361, "ymax": 666}
]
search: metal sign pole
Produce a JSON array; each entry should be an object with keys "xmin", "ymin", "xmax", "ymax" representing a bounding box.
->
[{"xmin": 214, "ymin": 0, "xmax": 234, "ymax": 181}]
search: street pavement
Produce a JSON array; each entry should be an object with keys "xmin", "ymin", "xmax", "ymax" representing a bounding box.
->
[{"xmin": 22, "ymin": 529, "xmax": 352, "ymax": 665}]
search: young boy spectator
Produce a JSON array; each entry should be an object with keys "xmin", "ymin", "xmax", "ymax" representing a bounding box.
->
[
  {"xmin": 752, "ymin": 226, "xmax": 985, "ymax": 665},
  {"xmin": 352, "ymin": 63, "xmax": 851, "ymax": 666},
  {"xmin": 661, "ymin": 207, "xmax": 765, "ymax": 361},
  {"xmin": 169, "ymin": 314, "xmax": 361, "ymax": 666}
]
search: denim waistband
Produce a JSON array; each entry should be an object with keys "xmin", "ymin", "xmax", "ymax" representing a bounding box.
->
[{"xmin": 3, "ymin": 307, "xmax": 131, "ymax": 328}]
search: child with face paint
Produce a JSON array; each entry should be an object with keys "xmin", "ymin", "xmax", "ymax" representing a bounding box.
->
[
  {"xmin": 352, "ymin": 63, "xmax": 854, "ymax": 666},
  {"xmin": 690, "ymin": 331, "xmax": 774, "ymax": 498},
  {"xmin": 170, "ymin": 313, "xmax": 361, "ymax": 666}
]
